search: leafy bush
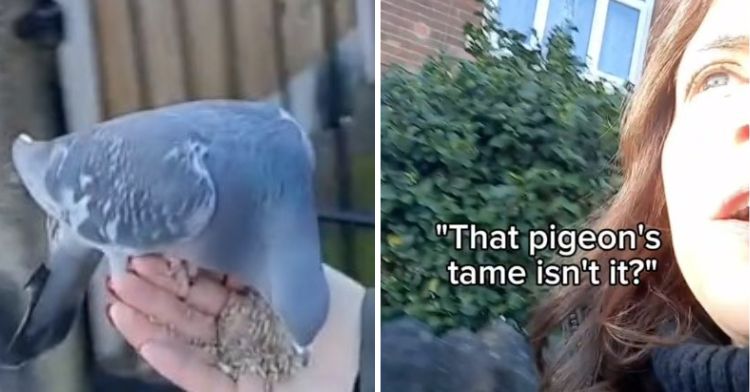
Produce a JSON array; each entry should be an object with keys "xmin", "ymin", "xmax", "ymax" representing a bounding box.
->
[{"xmin": 381, "ymin": 15, "xmax": 625, "ymax": 332}]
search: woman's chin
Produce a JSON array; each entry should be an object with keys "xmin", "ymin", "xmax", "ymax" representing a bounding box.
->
[
  {"xmin": 672, "ymin": 222, "xmax": 749, "ymax": 341},
  {"xmin": 704, "ymin": 220, "xmax": 749, "ymax": 263},
  {"xmin": 699, "ymin": 275, "xmax": 750, "ymax": 345}
]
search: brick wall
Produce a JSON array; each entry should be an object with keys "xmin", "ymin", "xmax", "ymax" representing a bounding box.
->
[
  {"xmin": 382, "ymin": 1, "xmax": 666, "ymax": 71},
  {"xmin": 381, "ymin": 0, "xmax": 481, "ymax": 70}
]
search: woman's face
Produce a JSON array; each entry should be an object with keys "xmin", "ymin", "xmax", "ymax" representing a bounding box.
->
[{"xmin": 662, "ymin": 0, "xmax": 748, "ymax": 344}]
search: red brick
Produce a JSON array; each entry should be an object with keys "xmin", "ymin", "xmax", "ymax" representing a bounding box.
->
[{"xmin": 381, "ymin": 0, "xmax": 481, "ymax": 69}]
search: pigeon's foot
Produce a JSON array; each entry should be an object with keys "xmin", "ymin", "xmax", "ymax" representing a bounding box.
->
[
  {"xmin": 165, "ymin": 258, "xmax": 192, "ymax": 299},
  {"xmin": 207, "ymin": 290, "xmax": 305, "ymax": 384}
]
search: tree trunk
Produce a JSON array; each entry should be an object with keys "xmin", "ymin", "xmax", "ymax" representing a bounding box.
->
[{"xmin": 0, "ymin": 1, "xmax": 89, "ymax": 391}]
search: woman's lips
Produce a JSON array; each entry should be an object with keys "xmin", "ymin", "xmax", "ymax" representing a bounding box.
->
[
  {"xmin": 715, "ymin": 187, "xmax": 749, "ymax": 222},
  {"xmin": 710, "ymin": 186, "xmax": 748, "ymax": 263}
]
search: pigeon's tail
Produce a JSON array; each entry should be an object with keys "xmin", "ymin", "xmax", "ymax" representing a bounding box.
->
[{"xmin": 0, "ymin": 230, "xmax": 101, "ymax": 368}]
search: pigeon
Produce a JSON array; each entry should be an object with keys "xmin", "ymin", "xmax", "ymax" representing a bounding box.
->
[{"xmin": 1, "ymin": 100, "xmax": 330, "ymax": 384}]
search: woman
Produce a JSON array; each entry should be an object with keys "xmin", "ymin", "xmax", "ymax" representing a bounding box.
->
[
  {"xmin": 107, "ymin": 256, "xmax": 374, "ymax": 392},
  {"xmin": 530, "ymin": 0, "xmax": 748, "ymax": 391}
]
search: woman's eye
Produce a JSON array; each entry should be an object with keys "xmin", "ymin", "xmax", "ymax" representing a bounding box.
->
[
  {"xmin": 701, "ymin": 72, "xmax": 731, "ymax": 91},
  {"xmin": 688, "ymin": 63, "xmax": 747, "ymax": 99}
]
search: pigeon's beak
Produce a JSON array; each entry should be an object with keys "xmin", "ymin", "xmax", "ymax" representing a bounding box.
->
[
  {"xmin": 11, "ymin": 134, "xmax": 56, "ymax": 213},
  {"xmin": 17, "ymin": 133, "xmax": 34, "ymax": 143},
  {"xmin": 12, "ymin": 133, "xmax": 45, "ymax": 179}
]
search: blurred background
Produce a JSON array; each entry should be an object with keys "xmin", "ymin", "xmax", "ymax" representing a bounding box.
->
[{"xmin": 0, "ymin": 0, "xmax": 374, "ymax": 390}]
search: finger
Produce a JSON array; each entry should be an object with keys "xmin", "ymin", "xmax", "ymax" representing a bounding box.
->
[
  {"xmin": 129, "ymin": 255, "xmax": 189, "ymax": 294},
  {"xmin": 184, "ymin": 260, "xmax": 200, "ymax": 280},
  {"xmin": 200, "ymin": 268, "xmax": 247, "ymax": 294},
  {"xmin": 109, "ymin": 300, "xmax": 165, "ymax": 350},
  {"xmin": 129, "ymin": 257, "xmax": 230, "ymax": 316},
  {"xmin": 225, "ymin": 276, "xmax": 249, "ymax": 293},
  {"xmin": 108, "ymin": 300, "xmax": 211, "ymax": 362},
  {"xmin": 105, "ymin": 276, "xmax": 120, "ymax": 303},
  {"xmin": 110, "ymin": 272, "xmax": 216, "ymax": 343},
  {"xmin": 183, "ymin": 274, "xmax": 231, "ymax": 316},
  {"xmin": 200, "ymin": 268, "xmax": 225, "ymax": 283},
  {"xmin": 200, "ymin": 265, "xmax": 246, "ymax": 293},
  {"xmin": 139, "ymin": 339, "xmax": 237, "ymax": 392},
  {"xmin": 166, "ymin": 256, "xmax": 183, "ymax": 272}
]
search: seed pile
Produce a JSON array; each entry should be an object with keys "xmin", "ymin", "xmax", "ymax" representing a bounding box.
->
[{"xmin": 207, "ymin": 290, "xmax": 305, "ymax": 382}]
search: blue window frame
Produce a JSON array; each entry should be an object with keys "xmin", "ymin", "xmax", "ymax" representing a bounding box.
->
[{"xmin": 492, "ymin": 0, "xmax": 655, "ymax": 83}]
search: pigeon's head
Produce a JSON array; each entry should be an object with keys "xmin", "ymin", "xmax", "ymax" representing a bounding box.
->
[{"xmin": 12, "ymin": 133, "xmax": 65, "ymax": 217}]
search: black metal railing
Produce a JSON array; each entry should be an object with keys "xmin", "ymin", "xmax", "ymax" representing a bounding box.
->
[
  {"xmin": 319, "ymin": 210, "xmax": 375, "ymax": 229},
  {"xmin": 316, "ymin": 0, "xmax": 374, "ymax": 280}
]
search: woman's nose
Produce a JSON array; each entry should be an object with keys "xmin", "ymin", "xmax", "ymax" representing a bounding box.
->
[{"xmin": 735, "ymin": 124, "xmax": 749, "ymax": 145}]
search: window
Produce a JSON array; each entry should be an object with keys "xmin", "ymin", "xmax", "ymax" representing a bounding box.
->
[{"xmin": 492, "ymin": 0, "xmax": 655, "ymax": 83}]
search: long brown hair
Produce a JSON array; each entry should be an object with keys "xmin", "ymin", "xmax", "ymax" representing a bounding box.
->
[{"xmin": 529, "ymin": 1, "xmax": 726, "ymax": 391}]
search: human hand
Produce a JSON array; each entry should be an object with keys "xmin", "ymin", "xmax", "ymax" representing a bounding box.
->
[{"xmin": 106, "ymin": 256, "xmax": 272, "ymax": 392}]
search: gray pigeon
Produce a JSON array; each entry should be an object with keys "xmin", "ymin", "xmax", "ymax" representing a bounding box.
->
[{"xmin": 1, "ymin": 100, "xmax": 329, "ymax": 381}]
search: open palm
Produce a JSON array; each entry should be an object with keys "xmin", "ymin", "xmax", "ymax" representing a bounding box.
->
[
  {"xmin": 107, "ymin": 256, "xmax": 275, "ymax": 392},
  {"xmin": 107, "ymin": 256, "xmax": 362, "ymax": 392}
]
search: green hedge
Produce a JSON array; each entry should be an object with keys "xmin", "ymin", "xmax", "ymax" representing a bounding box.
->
[{"xmin": 381, "ymin": 18, "xmax": 625, "ymax": 332}]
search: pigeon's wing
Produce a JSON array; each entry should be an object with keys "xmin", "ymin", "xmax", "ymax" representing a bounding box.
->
[{"xmin": 44, "ymin": 131, "xmax": 216, "ymax": 250}]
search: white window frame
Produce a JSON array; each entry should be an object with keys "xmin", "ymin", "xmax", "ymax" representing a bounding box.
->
[{"xmin": 487, "ymin": 0, "xmax": 655, "ymax": 84}]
